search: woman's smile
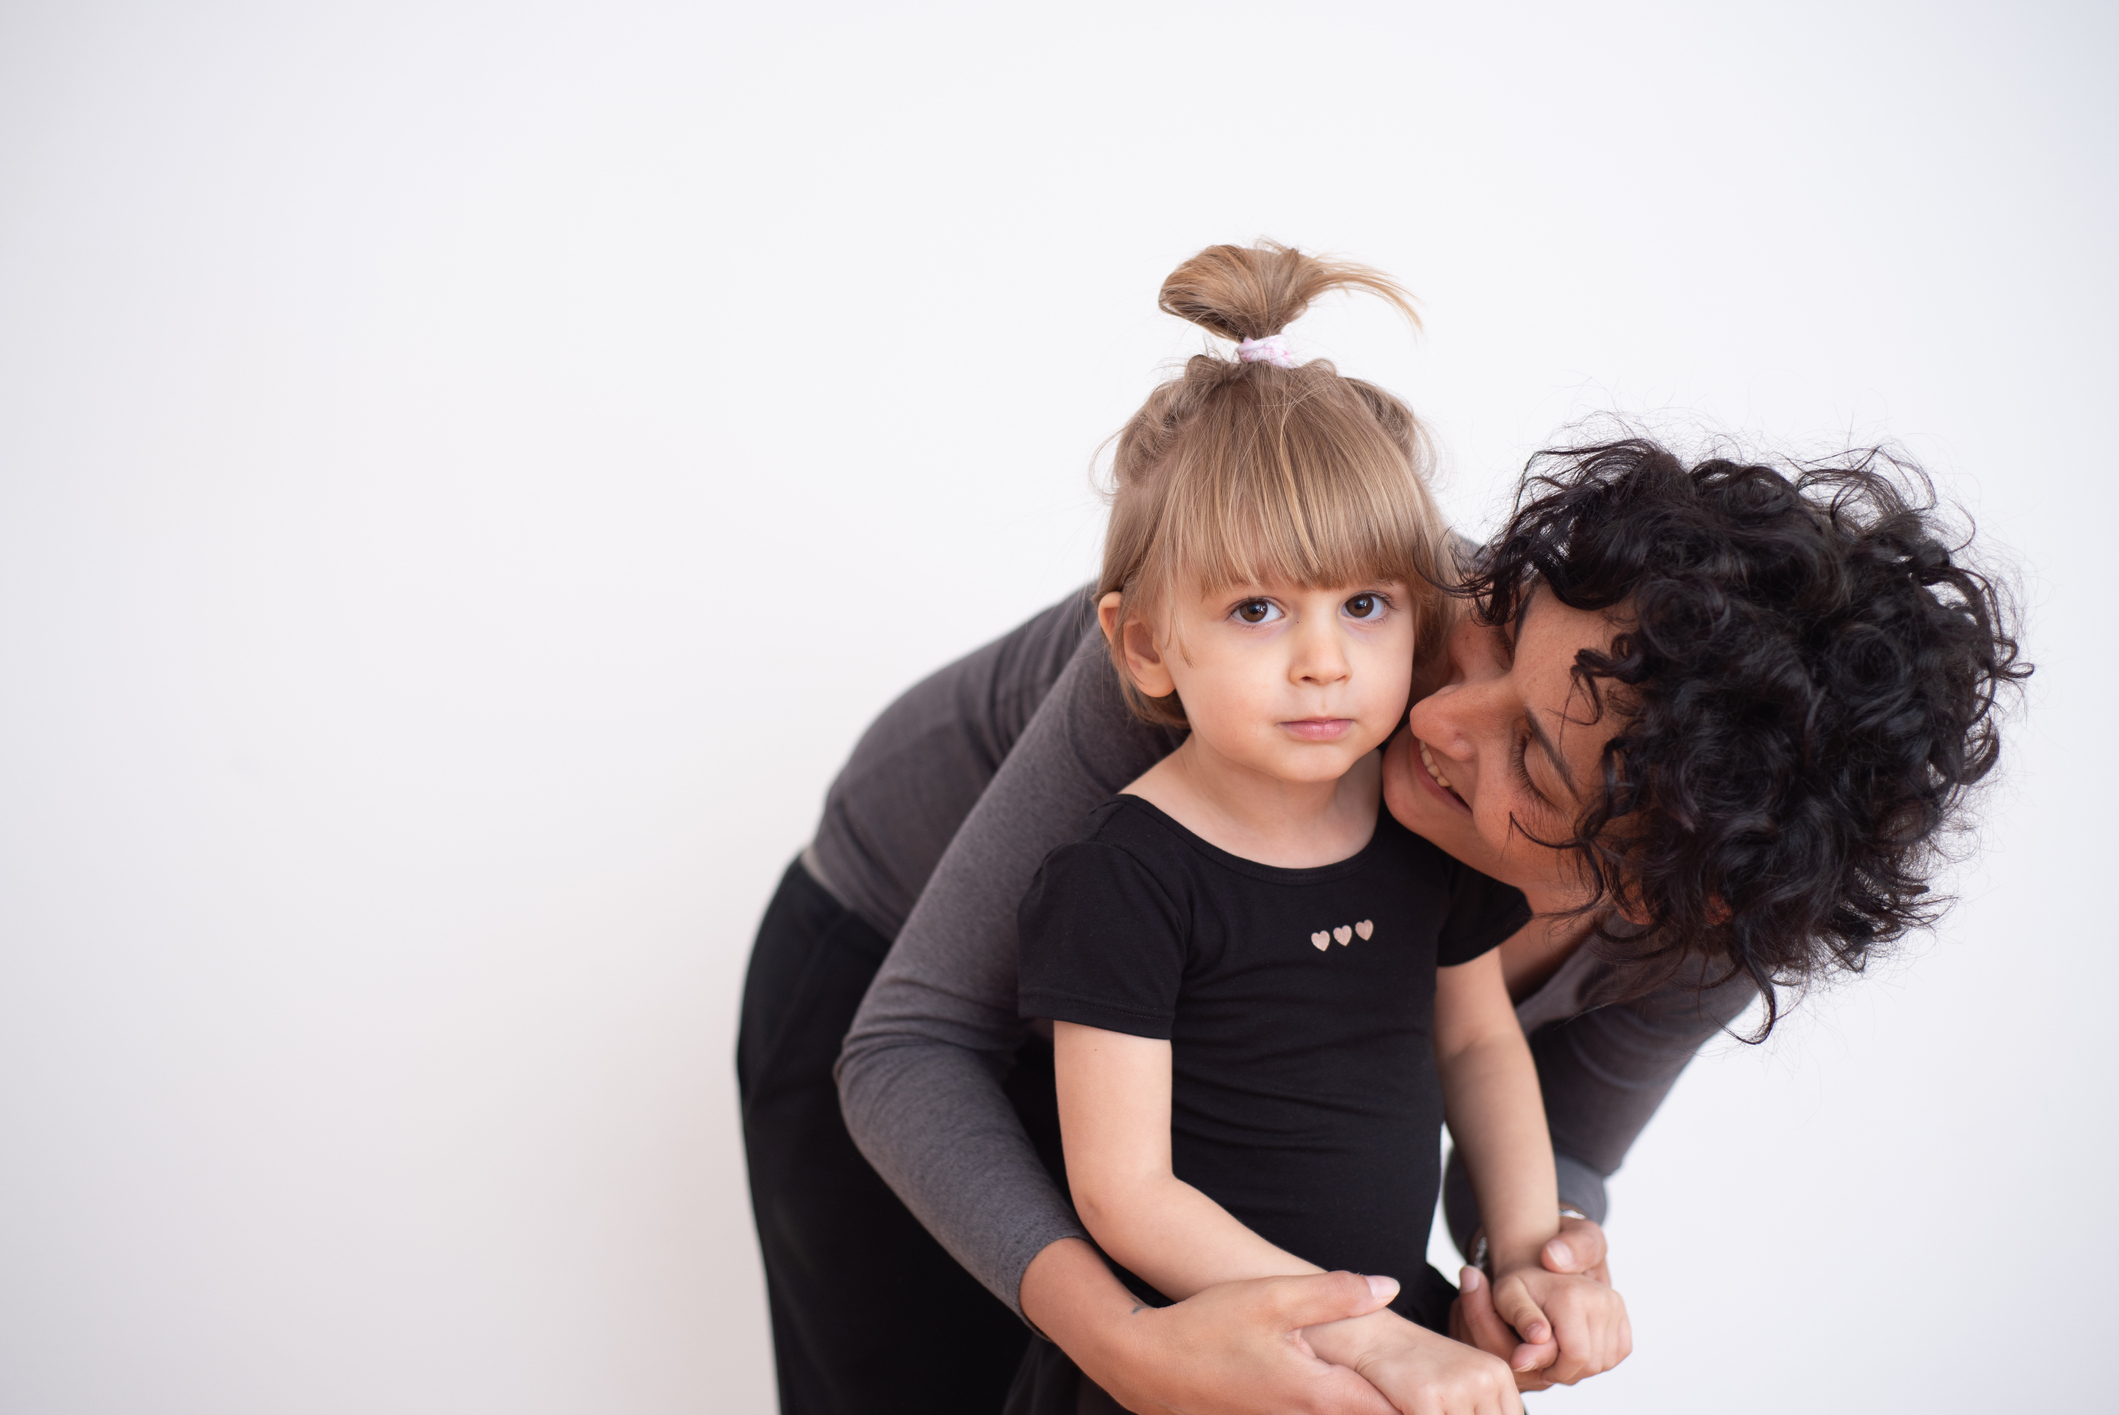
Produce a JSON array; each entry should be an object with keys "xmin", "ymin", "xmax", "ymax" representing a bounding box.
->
[{"xmin": 1415, "ymin": 737, "xmax": 1471, "ymax": 811}]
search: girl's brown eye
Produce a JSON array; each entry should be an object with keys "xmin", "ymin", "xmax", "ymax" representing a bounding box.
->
[
  {"xmin": 1237, "ymin": 600, "xmax": 1271, "ymax": 624},
  {"xmin": 1346, "ymin": 594, "xmax": 1378, "ymax": 619}
]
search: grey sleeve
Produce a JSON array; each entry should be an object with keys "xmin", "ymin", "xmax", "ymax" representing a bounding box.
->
[
  {"xmin": 809, "ymin": 589, "xmax": 1098, "ymax": 939},
  {"xmin": 1443, "ymin": 955, "xmax": 1758, "ymax": 1255},
  {"xmin": 835, "ymin": 629, "xmax": 1182, "ymax": 1318}
]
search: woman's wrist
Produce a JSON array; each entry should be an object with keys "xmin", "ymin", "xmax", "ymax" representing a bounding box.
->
[{"xmin": 1018, "ymin": 1238, "xmax": 1145, "ymax": 1378}]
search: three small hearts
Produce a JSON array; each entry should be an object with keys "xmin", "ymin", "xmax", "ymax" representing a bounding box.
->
[{"xmin": 1310, "ymin": 920, "xmax": 1375, "ymax": 950}]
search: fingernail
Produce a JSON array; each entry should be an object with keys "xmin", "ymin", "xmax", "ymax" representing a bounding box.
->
[
  {"xmin": 1365, "ymin": 1273, "xmax": 1399, "ymax": 1300},
  {"xmin": 1526, "ymin": 1322, "xmax": 1550, "ymax": 1343},
  {"xmin": 1545, "ymin": 1239, "xmax": 1573, "ymax": 1267},
  {"xmin": 1458, "ymin": 1266, "xmax": 1483, "ymax": 1292}
]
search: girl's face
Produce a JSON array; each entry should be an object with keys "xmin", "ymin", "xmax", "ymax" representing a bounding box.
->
[
  {"xmin": 1382, "ymin": 588, "xmax": 1630, "ymax": 909},
  {"xmin": 1106, "ymin": 579, "xmax": 1417, "ymax": 787}
]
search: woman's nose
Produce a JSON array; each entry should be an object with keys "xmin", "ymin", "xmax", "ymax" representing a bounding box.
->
[{"xmin": 1411, "ymin": 673, "xmax": 1491, "ymax": 758}]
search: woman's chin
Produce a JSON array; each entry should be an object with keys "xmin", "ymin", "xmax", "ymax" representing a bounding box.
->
[{"xmin": 1383, "ymin": 739, "xmax": 1508, "ymax": 878}]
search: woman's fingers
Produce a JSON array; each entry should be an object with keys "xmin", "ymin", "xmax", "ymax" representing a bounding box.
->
[
  {"xmin": 1455, "ymin": 1268, "xmax": 1556, "ymax": 1385},
  {"xmin": 1451, "ymin": 1268, "xmax": 1512, "ymax": 1355},
  {"xmin": 1541, "ymin": 1216, "xmax": 1607, "ymax": 1277},
  {"xmin": 1267, "ymin": 1269, "xmax": 1399, "ymax": 1330}
]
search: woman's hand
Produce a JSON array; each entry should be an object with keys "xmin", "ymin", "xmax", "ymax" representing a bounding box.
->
[
  {"xmin": 1448, "ymin": 1216, "xmax": 1615, "ymax": 1391},
  {"xmin": 1022, "ymin": 1238, "xmax": 1403, "ymax": 1415}
]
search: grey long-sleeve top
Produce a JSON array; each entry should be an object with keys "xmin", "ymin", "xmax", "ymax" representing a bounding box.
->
[{"xmin": 831, "ymin": 595, "xmax": 1757, "ymax": 1320}]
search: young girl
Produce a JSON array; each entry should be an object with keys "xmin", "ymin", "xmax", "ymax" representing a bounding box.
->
[{"xmin": 1011, "ymin": 244, "xmax": 1630, "ymax": 1415}]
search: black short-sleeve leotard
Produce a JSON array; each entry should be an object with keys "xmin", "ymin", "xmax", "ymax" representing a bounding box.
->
[{"xmin": 1016, "ymin": 793, "xmax": 1532, "ymax": 1327}]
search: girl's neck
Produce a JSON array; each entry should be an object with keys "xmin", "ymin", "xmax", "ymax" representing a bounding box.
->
[{"xmin": 1122, "ymin": 733, "xmax": 1381, "ymax": 869}]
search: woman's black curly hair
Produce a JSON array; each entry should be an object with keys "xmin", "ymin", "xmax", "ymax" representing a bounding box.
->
[{"xmin": 1463, "ymin": 437, "xmax": 2028, "ymax": 1036}]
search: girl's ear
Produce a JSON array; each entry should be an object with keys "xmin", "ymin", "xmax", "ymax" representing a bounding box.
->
[
  {"xmin": 1097, "ymin": 591, "xmax": 1177, "ymax": 699},
  {"xmin": 1095, "ymin": 591, "xmax": 1125, "ymax": 646}
]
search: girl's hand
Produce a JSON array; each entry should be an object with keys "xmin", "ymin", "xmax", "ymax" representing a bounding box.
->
[
  {"xmin": 1498, "ymin": 1266, "xmax": 1631, "ymax": 1386},
  {"xmin": 1457, "ymin": 1263, "xmax": 1631, "ymax": 1390},
  {"xmin": 1449, "ymin": 1216, "xmax": 1618, "ymax": 1390},
  {"xmin": 1309, "ymin": 1308, "xmax": 1522, "ymax": 1415}
]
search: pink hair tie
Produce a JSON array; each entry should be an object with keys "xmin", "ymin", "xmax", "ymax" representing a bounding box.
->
[{"xmin": 1236, "ymin": 334, "xmax": 1296, "ymax": 368}]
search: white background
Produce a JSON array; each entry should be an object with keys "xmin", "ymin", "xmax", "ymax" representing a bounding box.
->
[{"xmin": 1, "ymin": 2, "xmax": 2113, "ymax": 1411}]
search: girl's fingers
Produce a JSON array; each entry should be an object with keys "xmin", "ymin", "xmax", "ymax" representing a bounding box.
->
[{"xmin": 1490, "ymin": 1276, "xmax": 1551, "ymax": 1346}]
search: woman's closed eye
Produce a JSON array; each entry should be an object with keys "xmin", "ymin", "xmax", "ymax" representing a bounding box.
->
[{"xmin": 1510, "ymin": 725, "xmax": 1554, "ymax": 811}]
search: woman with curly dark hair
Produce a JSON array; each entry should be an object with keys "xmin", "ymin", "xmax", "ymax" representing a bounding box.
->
[
  {"xmin": 742, "ymin": 247, "xmax": 2024, "ymax": 1415},
  {"xmin": 1402, "ymin": 439, "xmax": 2022, "ymax": 1037}
]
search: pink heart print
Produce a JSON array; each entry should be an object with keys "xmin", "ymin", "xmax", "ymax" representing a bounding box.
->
[
  {"xmin": 1333, "ymin": 925, "xmax": 1353, "ymax": 946},
  {"xmin": 1355, "ymin": 920, "xmax": 1374, "ymax": 939},
  {"xmin": 1310, "ymin": 931, "xmax": 1331, "ymax": 950}
]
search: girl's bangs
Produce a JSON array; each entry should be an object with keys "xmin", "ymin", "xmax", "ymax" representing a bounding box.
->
[{"xmin": 1155, "ymin": 442, "xmax": 1435, "ymax": 599}]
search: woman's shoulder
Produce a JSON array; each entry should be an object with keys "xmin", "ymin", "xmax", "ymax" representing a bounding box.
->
[
  {"xmin": 809, "ymin": 588, "xmax": 1103, "ymax": 934},
  {"xmin": 1528, "ymin": 929, "xmax": 1761, "ymax": 1035}
]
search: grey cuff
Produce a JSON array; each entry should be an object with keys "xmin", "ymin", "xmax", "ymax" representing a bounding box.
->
[
  {"xmin": 1552, "ymin": 1152, "xmax": 1609, "ymax": 1227},
  {"xmin": 998, "ymin": 1216, "xmax": 1094, "ymax": 1328},
  {"xmin": 1442, "ymin": 1148, "xmax": 1611, "ymax": 1260}
]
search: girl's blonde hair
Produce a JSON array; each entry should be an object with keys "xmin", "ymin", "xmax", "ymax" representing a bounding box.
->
[{"xmin": 1101, "ymin": 241, "xmax": 1456, "ymax": 726}]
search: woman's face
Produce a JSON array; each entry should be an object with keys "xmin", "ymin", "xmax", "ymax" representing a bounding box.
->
[{"xmin": 1382, "ymin": 588, "xmax": 1630, "ymax": 910}]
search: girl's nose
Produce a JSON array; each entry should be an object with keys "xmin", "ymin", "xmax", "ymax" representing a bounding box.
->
[{"xmin": 1291, "ymin": 618, "xmax": 1350, "ymax": 684}]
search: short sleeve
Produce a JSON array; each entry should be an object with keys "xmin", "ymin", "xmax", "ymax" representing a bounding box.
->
[
  {"xmin": 1017, "ymin": 840, "xmax": 1186, "ymax": 1039},
  {"xmin": 1434, "ymin": 862, "xmax": 1532, "ymax": 968}
]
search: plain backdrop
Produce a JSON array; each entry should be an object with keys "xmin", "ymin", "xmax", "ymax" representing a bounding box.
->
[{"xmin": 1, "ymin": 2, "xmax": 2113, "ymax": 1411}]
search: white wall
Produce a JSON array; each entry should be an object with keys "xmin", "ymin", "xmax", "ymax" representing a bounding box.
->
[{"xmin": 0, "ymin": 2, "xmax": 2111, "ymax": 1411}]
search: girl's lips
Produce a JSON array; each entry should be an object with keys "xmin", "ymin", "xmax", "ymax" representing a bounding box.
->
[
  {"xmin": 1415, "ymin": 738, "xmax": 1472, "ymax": 813},
  {"xmin": 1281, "ymin": 717, "xmax": 1355, "ymax": 742}
]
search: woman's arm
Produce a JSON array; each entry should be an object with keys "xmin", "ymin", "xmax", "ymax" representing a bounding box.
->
[{"xmin": 835, "ymin": 629, "xmax": 1181, "ymax": 1312}]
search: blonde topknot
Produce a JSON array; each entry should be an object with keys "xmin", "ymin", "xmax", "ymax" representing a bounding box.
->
[{"xmin": 1156, "ymin": 240, "xmax": 1420, "ymax": 344}]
